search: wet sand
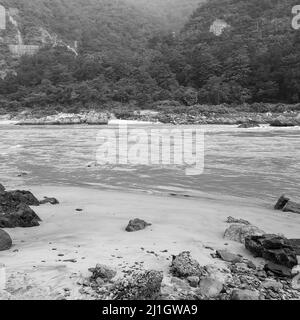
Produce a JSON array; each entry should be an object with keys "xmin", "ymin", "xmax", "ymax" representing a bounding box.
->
[{"xmin": 1, "ymin": 185, "xmax": 299, "ymax": 300}]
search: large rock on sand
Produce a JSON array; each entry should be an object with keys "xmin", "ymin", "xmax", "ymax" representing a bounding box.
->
[
  {"xmin": 224, "ymin": 224, "xmax": 265, "ymax": 244},
  {"xmin": 0, "ymin": 186, "xmax": 41, "ymax": 228},
  {"xmin": 0, "ymin": 229, "xmax": 12, "ymax": 251},
  {"xmin": 112, "ymin": 270, "xmax": 163, "ymax": 300},
  {"xmin": 245, "ymin": 234, "xmax": 298, "ymax": 268},
  {"xmin": 264, "ymin": 262, "xmax": 293, "ymax": 278},
  {"xmin": 125, "ymin": 219, "xmax": 151, "ymax": 232},
  {"xmin": 274, "ymin": 195, "xmax": 300, "ymax": 214},
  {"xmin": 8, "ymin": 190, "xmax": 40, "ymax": 206},
  {"xmin": 0, "ymin": 189, "xmax": 39, "ymax": 212},
  {"xmin": 274, "ymin": 195, "xmax": 290, "ymax": 210},
  {"xmin": 171, "ymin": 252, "xmax": 205, "ymax": 278}
]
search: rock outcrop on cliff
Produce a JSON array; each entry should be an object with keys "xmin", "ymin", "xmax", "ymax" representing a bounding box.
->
[{"xmin": 0, "ymin": 3, "xmax": 78, "ymax": 79}]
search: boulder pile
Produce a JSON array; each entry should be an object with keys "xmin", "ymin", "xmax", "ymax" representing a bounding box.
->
[
  {"xmin": 76, "ymin": 214, "xmax": 299, "ymax": 300},
  {"xmin": 80, "ymin": 249, "xmax": 300, "ymax": 300},
  {"xmin": 16, "ymin": 112, "xmax": 109, "ymax": 126}
]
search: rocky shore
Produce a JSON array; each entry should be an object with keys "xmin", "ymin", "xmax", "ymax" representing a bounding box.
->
[
  {"xmin": 0, "ymin": 185, "xmax": 299, "ymax": 300},
  {"xmin": 132, "ymin": 111, "xmax": 300, "ymax": 127},
  {"xmin": 76, "ymin": 214, "xmax": 300, "ymax": 301},
  {"xmin": 1, "ymin": 108, "xmax": 300, "ymax": 127},
  {"xmin": 77, "ymin": 247, "xmax": 300, "ymax": 300},
  {"xmin": 14, "ymin": 111, "xmax": 110, "ymax": 125}
]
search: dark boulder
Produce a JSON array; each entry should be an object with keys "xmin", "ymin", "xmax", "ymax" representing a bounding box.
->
[
  {"xmin": 39, "ymin": 197, "xmax": 59, "ymax": 205},
  {"xmin": 274, "ymin": 195, "xmax": 300, "ymax": 214},
  {"xmin": 245, "ymin": 234, "xmax": 298, "ymax": 269},
  {"xmin": 288, "ymin": 239, "xmax": 300, "ymax": 255},
  {"xmin": 274, "ymin": 195, "xmax": 290, "ymax": 210},
  {"xmin": 0, "ymin": 204, "xmax": 41, "ymax": 228},
  {"xmin": 125, "ymin": 219, "xmax": 151, "ymax": 232},
  {"xmin": 0, "ymin": 185, "xmax": 41, "ymax": 228},
  {"xmin": 0, "ymin": 229, "xmax": 12, "ymax": 251},
  {"xmin": 0, "ymin": 190, "xmax": 39, "ymax": 213},
  {"xmin": 264, "ymin": 262, "xmax": 292, "ymax": 278},
  {"xmin": 8, "ymin": 190, "xmax": 40, "ymax": 206}
]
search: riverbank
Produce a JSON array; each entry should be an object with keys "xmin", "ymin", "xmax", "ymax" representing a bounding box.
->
[
  {"xmin": 1, "ymin": 185, "xmax": 299, "ymax": 300},
  {"xmin": 1, "ymin": 104, "xmax": 300, "ymax": 126}
]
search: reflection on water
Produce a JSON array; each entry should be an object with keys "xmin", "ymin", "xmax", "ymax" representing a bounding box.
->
[{"xmin": 0, "ymin": 124, "xmax": 299, "ymax": 203}]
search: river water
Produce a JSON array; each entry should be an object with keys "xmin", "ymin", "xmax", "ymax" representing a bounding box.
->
[{"xmin": 0, "ymin": 124, "xmax": 299, "ymax": 204}]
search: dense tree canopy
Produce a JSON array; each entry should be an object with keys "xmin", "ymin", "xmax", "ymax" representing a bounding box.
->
[
  {"xmin": 179, "ymin": 0, "xmax": 300, "ymax": 104},
  {"xmin": 0, "ymin": 0, "xmax": 300, "ymax": 113}
]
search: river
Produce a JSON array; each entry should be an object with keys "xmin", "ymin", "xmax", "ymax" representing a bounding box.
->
[{"xmin": 0, "ymin": 124, "xmax": 299, "ymax": 204}]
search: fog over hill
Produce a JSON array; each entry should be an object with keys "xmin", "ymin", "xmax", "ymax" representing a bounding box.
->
[{"xmin": 124, "ymin": 0, "xmax": 204, "ymax": 30}]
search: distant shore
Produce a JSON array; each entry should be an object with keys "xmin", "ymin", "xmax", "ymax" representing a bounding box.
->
[{"xmin": 1, "ymin": 108, "xmax": 300, "ymax": 127}]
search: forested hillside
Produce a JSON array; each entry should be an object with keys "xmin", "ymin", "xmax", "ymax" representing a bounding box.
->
[
  {"xmin": 0, "ymin": 0, "xmax": 300, "ymax": 115},
  {"xmin": 179, "ymin": 0, "xmax": 300, "ymax": 104},
  {"xmin": 0, "ymin": 0, "xmax": 160, "ymax": 54}
]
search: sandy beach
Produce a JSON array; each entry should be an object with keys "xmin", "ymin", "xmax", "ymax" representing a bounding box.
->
[{"xmin": 1, "ymin": 185, "xmax": 299, "ymax": 300}]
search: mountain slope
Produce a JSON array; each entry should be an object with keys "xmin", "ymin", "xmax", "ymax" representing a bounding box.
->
[
  {"xmin": 124, "ymin": 0, "xmax": 205, "ymax": 31},
  {"xmin": 179, "ymin": 0, "xmax": 300, "ymax": 104},
  {"xmin": 1, "ymin": 0, "xmax": 299, "ymax": 114},
  {"xmin": 0, "ymin": 0, "xmax": 162, "ymax": 54}
]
